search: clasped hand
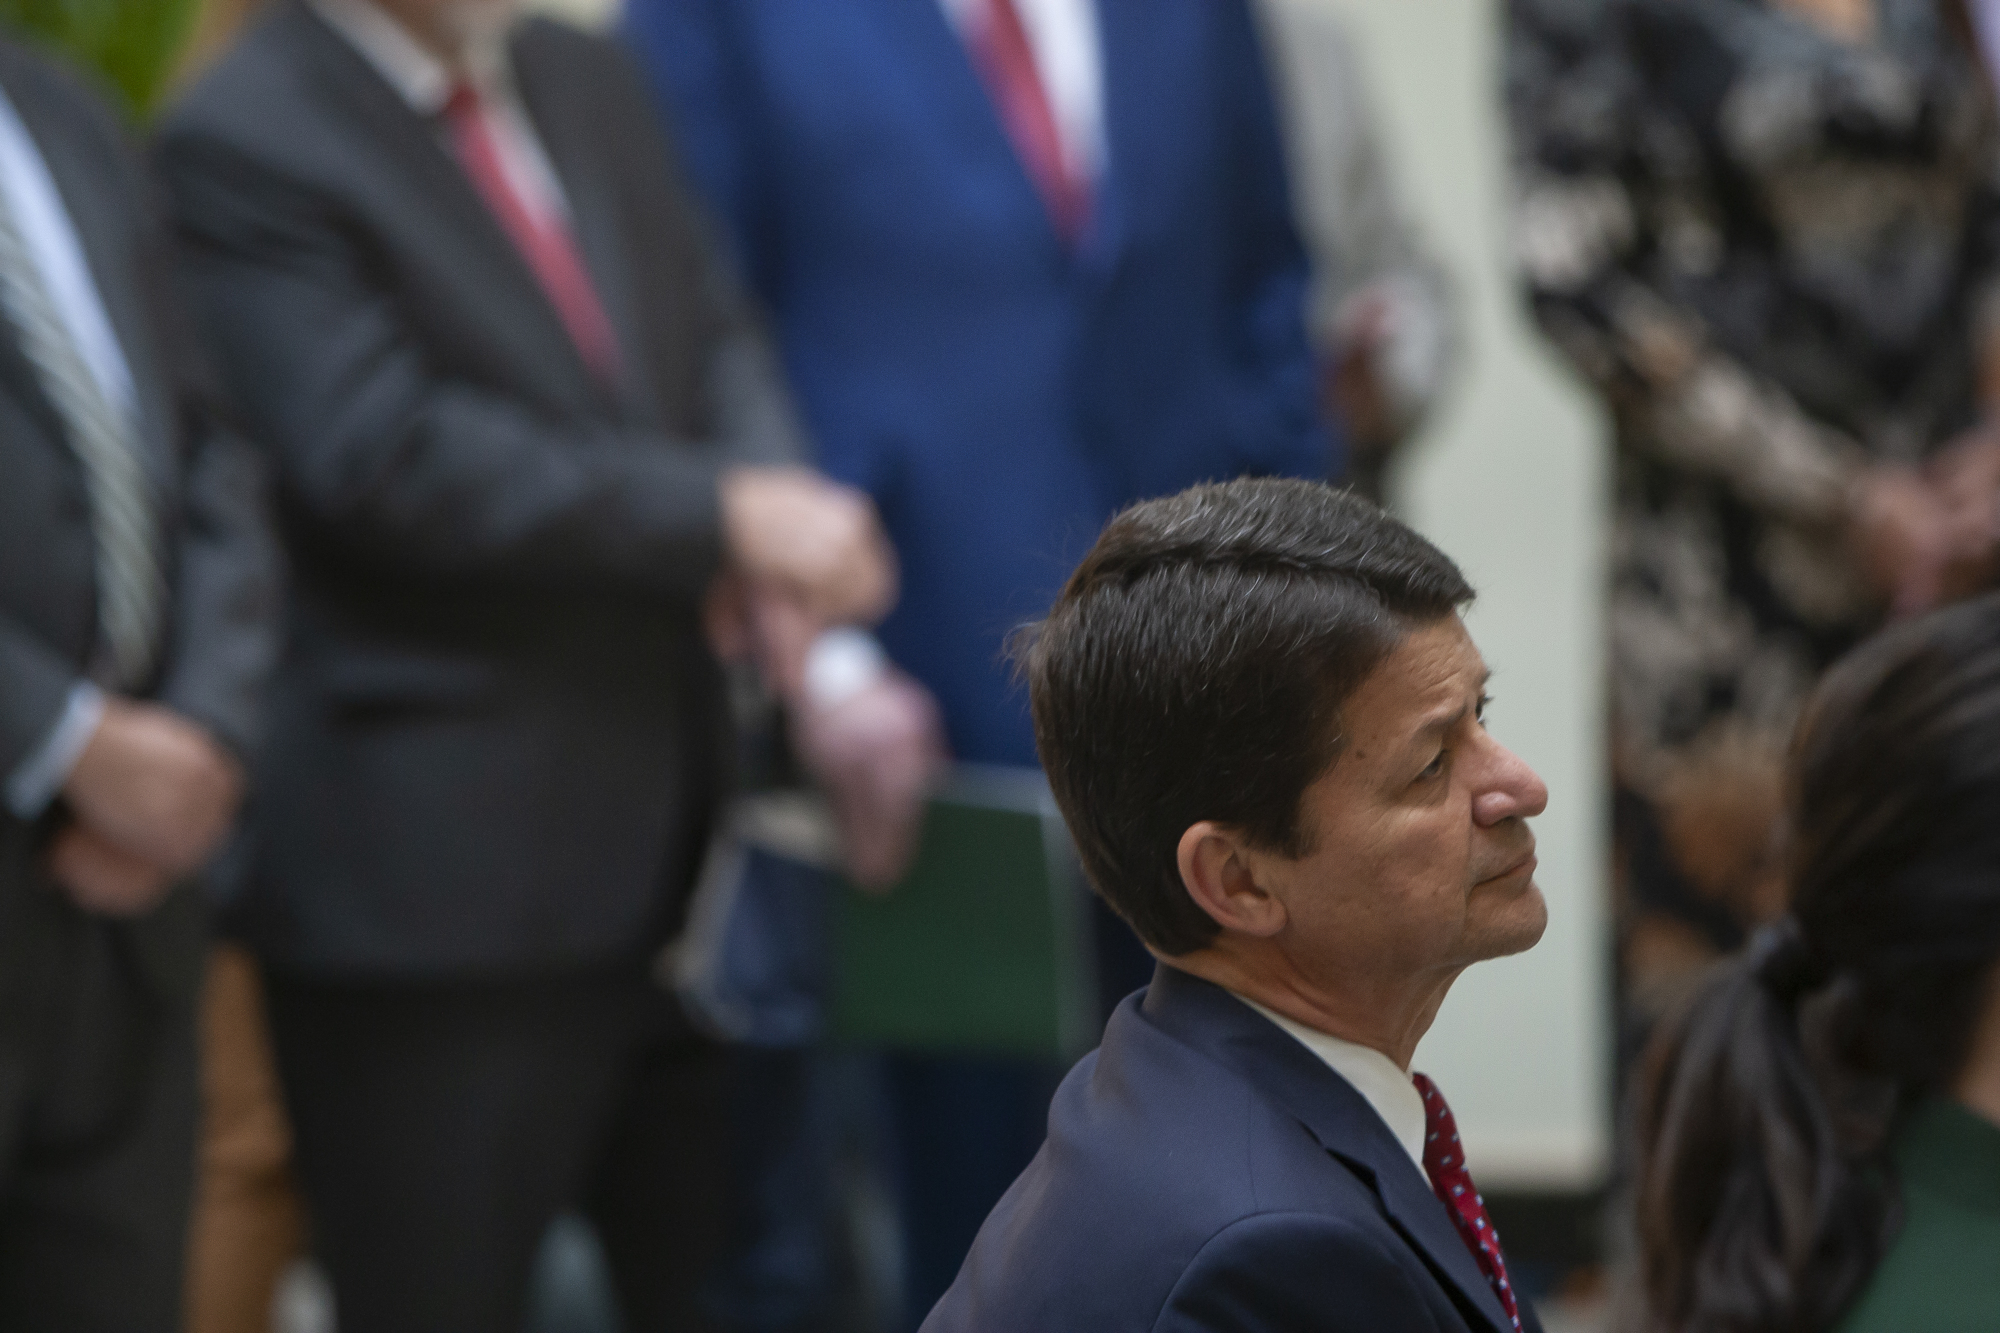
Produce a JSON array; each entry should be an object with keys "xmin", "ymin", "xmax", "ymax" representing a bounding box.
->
[
  {"xmin": 47, "ymin": 698, "xmax": 243, "ymax": 917},
  {"xmin": 711, "ymin": 471, "xmax": 947, "ymax": 887},
  {"xmin": 719, "ymin": 466, "xmax": 896, "ymax": 628},
  {"xmin": 1853, "ymin": 428, "xmax": 2000, "ymax": 616}
]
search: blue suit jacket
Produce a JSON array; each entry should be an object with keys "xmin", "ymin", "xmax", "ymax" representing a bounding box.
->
[
  {"xmin": 622, "ymin": 0, "xmax": 1333, "ymax": 764},
  {"xmin": 921, "ymin": 965, "xmax": 1544, "ymax": 1333}
]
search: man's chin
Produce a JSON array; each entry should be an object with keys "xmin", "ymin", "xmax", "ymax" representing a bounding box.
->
[{"xmin": 1470, "ymin": 876, "xmax": 1549, "ymax": 960}]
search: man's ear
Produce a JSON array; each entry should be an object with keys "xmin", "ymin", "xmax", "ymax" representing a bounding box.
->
[{"xmin": 1177, "ymin": 822, "xmax": 1287, "ymax": 938}]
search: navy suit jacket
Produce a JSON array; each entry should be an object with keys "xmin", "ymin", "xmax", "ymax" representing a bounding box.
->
[
  {"xmin": 922, "ymin": 965, "xmax": 1545, "ymax": 1333},
  {"xmin": 623, "ymin": 0, "xmax": 1333, "ymax": 764}
]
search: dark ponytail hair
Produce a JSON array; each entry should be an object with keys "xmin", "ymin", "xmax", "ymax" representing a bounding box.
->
[{"xmin": 1634, "ymin": 593, "xmax": 2000, "ymax": 1332}]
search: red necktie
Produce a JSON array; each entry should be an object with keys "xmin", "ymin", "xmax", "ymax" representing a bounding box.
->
[
  {"xmin": 966, "ymin": 0, "xmax": 1091, "ymax": 243},
  {"xmin": 443, "ymin": 83, "xmax": 622, "ymax": 385},
  {"xmin": 1412, "ymin": 1073, "xmax": 1523, "ymax": 1332}
]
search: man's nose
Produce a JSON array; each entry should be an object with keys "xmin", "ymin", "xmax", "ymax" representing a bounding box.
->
[{"xmin": 1471, "ymin": 738, "xmax": 1548, "ymax": 827}]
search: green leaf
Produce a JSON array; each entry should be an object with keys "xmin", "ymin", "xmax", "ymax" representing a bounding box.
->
[{"xmin": 0, "ymin": 0, "xmax": 200, "ymax": 120}]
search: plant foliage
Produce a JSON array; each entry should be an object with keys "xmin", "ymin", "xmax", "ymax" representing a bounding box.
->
[{"xmin": 0, "ymin": 0, "xmax": 199, "ymax": 118}]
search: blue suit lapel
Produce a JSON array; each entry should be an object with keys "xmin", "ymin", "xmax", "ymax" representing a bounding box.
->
[
  {"xmin": 893, "ymin": 0, "xmax": 1097, "ymax": 269},
  {"xmin": 1143, "ymin": 966, "xmax": 1521, "ymax": 1333},
  {"xmin": 1075, "ymin": 0, "xmax": 1140, "ymax": 282}
]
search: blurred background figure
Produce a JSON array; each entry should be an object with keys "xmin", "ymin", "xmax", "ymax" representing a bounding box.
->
[
  {"xmin": 0, "ymin": 20, "xmax": 279, "ymax": 1329},
  {"xmin": 1633, "ymin": 594, "xmax": 2000, "ymax": 1332},
  {"xmin": 154, "ymin": 1, "xmax": 894, "ymax": 1330},
  {"xmin": 0, "ymin": 12, "xmax": 306, "ymax": 1333},
  {"xmin": 1255, "ymin": 0, "xmax": 1461, "ymax": 502},
  {"xmin": 1508, "ymin": 0, "xmax": 2000, "ymax": 1045},
  {"xmin": 620, "ymin": 0, "xmax": 1330, "ymax": 1323},
  {"xmin": 185, "ymin": 942, "xmax": 306, "ymax": 1333}
]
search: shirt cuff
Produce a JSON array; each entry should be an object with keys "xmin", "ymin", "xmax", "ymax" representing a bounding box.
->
[
  {"xmin": 801, "ymin": 628, "xmax": 889, "ymax": 710},
  {"xmin": 5, "ymin": 680, "xmax": 105, "ymax": 820}
]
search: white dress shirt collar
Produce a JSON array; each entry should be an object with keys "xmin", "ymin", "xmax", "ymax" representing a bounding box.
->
[
  {"xmin": 306, "ymin": 0, "xmax": 570, "ymax": 225},
  {"xmin": 1231, "ymin": 991, "xmax": 1430, "ymax": 1175},
  {"xmin": 309, "ymin": 0, "xmax": 460, "ymax": 114}
]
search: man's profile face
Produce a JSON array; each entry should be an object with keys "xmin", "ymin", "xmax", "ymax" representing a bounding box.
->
[{"xmin": 1260, "ymin": 614, "xmax": 1549, "ymax": 989}]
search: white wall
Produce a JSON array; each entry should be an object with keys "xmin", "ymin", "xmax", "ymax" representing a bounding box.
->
[{"xmin": 1310, "ymin": 0, "xmax": 1612, "ymax": 1190}]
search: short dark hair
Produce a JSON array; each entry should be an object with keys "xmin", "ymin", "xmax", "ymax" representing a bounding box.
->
[{"xmin": 1020, "ymin": 478, "xmax": 1474, "ymax": 956}]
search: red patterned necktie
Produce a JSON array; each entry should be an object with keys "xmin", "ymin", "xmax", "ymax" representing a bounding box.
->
[
  {"xmin": 442, "ymin": 83, "xmax": 622, "ymax": 385},
  {"xmin": 965, "ymin": 0, "xmax": 1091, "ymax": 243},
  {"xmin": 1412, "ymin": 1073, "xmax": 1523, "ymax": 1332}
]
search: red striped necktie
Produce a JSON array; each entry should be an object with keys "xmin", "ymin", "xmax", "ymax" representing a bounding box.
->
[
  {"xmin": 1412, "ymin": 1073, "xmax": 1523, "ymax": 1332},
  {"xmin": 442, "ymin": 82, "xmax": 622, "ymax": 386},
  {"xmin": 965, "ymin": 0, "xmax": 1091, "ymax": 243}
]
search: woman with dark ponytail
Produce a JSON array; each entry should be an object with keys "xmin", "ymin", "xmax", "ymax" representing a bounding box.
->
[{"xmin": 1635, "ymin": 592, "xmax": 2000, "ymax": 1331}]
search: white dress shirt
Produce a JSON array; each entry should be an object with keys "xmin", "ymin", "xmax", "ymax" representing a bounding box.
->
[
  {"xmin": 0, "ymin": 83, "xmax": 132, "ymax": 819},
  {"xmin": 309, "ymin": 0, "xmax": 570, "ymax": 229},
  {"xmin": 1232, "ymin": 991, "xmax": 1430, "ymax": 1175},
  {"xmin": 938, "ymin": 0, "xmax": 1106, "ymax": 182}
]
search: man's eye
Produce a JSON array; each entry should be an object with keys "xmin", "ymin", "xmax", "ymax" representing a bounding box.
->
[
  {"xmin": 1419, "ymin": 751, "xmax": 1447, "ymax": 780},
  {"xmin": 1476, "ymin": 694, "xmax": 1492, "ymax": 724}
]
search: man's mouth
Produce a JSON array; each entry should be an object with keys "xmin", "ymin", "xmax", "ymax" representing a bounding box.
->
[{"xmin": 1475, "ymin": 847, "xmax": 1538, "ymax": 887}]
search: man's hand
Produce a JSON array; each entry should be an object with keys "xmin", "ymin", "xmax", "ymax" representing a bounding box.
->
[
  {"xmin": 1928, "ymin": 428, "xmax": 2000, "ymax": 602},
  {"xmin": 704, "ymin": 580, "xmax": 845, "ymax": 696},
  {"xmin": 795, "ymin": 668, "xmax": 947, "ymax": 890},
  {"xmin": 62, "ymin": 698, "xmax": 244, "ymax": 876},
  {"xmin": 720, "ymin": 467, "xmax": 896, "ymax": 627},
  {"xmin": 1324, "ymin": 290, "xmax": 1396, "ymax": 455},
  {"xmin": 45, "ymin": 824, "xmax": 176, "ymax": 918},
  {"xmin": 1851, "ymin": 466, "xmax": 1954, "ymax": 616}
]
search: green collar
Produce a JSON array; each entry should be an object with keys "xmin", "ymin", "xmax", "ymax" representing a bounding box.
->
[{"xmin": 1896, "ymin": 1098, "xmax": 2000, "ymax": 1214}]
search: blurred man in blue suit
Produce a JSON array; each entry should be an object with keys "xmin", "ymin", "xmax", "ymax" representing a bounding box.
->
[{"xmin": 622, "ymin": 0, "xmax": 1332, "ymax": 1321}]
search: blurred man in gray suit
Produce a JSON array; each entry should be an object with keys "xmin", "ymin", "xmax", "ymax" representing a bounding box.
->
[
  {"xmin": 155, "ymin": 1, "xmax": 897, "ymax": 1329},
  {"xmin": 0, "ymin": 30, "xmax": 280, "ymax": 1332}
]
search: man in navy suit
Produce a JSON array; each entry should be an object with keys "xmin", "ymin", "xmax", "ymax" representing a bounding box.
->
[
  {"xmin": 926, "ymin": 477, "xmax": 1550, "ymax": 1333},
  {"xmin": 620, "ymin": 1, "xmax": 1332, "ymax": 1315},
  {"xmin": 624, "ymin": 0, "xmax": 1327, "ymax": 770}
]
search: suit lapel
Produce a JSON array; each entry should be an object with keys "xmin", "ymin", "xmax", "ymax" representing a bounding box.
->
[
  {"xmin": 1073, "ymin": 0, "xmax": 1135, "ymax": 282},
  {"xmin": 1144, "ymin": 967, "xmax": 1518, "ymax": 1333},
  {"xmin": 510, "ymin": 22, "xmax": 651, "ymax": 424},
  {"xmin": 286, "ymin": 3, "xmax": 606, "ymax": 418},
  {"xmin": 0, "ymin": 45, "xmax": 174, "ymax": 497},
  {"xmin": 0, "ymin": 286, "xmax": 65, "ymax": 452},
  {"xmin": 1350, "ymin": 1118, "xmax": 1523, "ymax": 1333},
  {"xmin": 892, "ymin": 0, "xmax": 1078, "ymax": 266}
]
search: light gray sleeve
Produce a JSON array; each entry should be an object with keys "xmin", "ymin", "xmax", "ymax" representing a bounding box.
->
[{"xmin": 1255, "ymin": 0, "xmax": 1461, "ymax": 429}]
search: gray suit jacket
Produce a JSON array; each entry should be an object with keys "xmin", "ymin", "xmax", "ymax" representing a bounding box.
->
[
  {"xmin": 155, "ymin": 2, "xmax": 803, "ymax": 978},
  {"xmin": 0, "ymin": 34, "xmax": 280, "ymax": 999}
]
